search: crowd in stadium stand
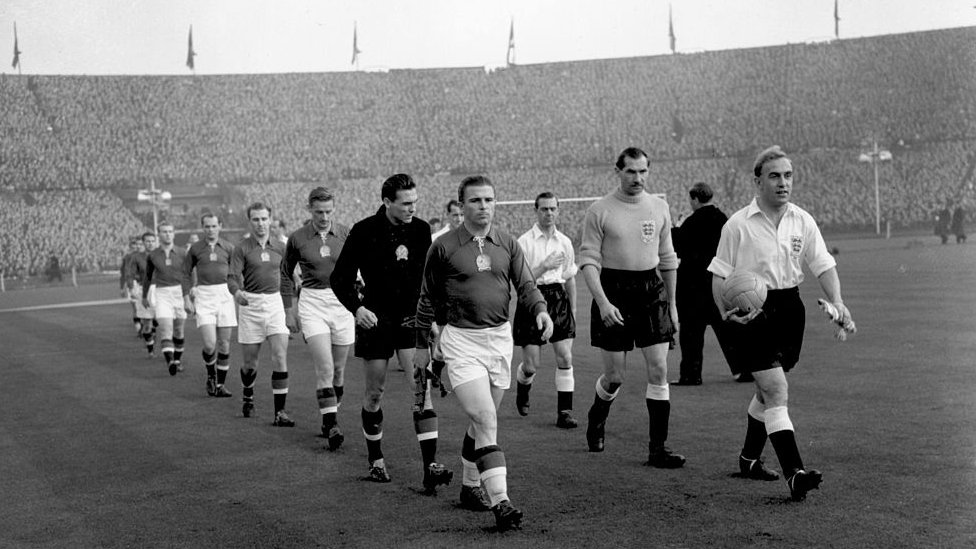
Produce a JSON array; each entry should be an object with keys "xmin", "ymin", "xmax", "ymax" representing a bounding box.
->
[
  {"xmin": 0, "ymin": 190, "xmax": 146, "ymax": 278},
  {"xmin": 1, "ymin": 27, "xmax": 973, "ymax": 275}
]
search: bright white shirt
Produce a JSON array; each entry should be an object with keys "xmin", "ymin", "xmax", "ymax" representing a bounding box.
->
[
  {"xmin": 517, "ymin": 223, "xmax": 578, "ymax": 285},
  {"xmin": 707, "ymin": 198, "xmax": 835, "ymax": 289}
]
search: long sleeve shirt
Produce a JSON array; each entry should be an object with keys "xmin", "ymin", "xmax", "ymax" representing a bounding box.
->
[
  {"xmin": 228, "ymin": 236, "xmax": 286, "ymax": 295},
  {"xmin": 578, "ymin": 189, "xmax": 677, "ymax": 272},
  {"xmin": 142, "ymin": 246, "xmax": 186, "ymax": 297},
  {"xmin": 415, "ymin": 224, "xmax": 546, "ymax": 347},
  {"xmin": 280, "ymin": 222, "xmax": 350, "ymax": 308},
  {"xmin": 182, "ymin": 238, "xmax": 234, "ymax": 295},
  {"xmin": 331, "ymin": 208, "xmax": 431, "ymax": 319}
]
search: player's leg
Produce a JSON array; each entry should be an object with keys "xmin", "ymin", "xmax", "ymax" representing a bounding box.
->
[
  {"xmin": 267, "ymin": 333, "xmax": 293, "ymax": 426},
  {"xmin": 514, "ymin": 344, "xmax": 540, "ymax": 417},
  {"xmin": 331, "ymin": 342, "xmax": 349, "ymax": 407},
  {"xmin": 172, "ymin": 317, "xmax": 186, "ymax": 372},
  {"xmin": 552, "ymin": 338, "xmax": 577, "ymax": 428},
  {"xmin": 454, "ymin": 377, "xmax": 520, "ymax": 530},
  {"xmin": 214, "ymin": 326, "xmax": 233, "ymax": 396},
  {"xmin": 586, "ymin": 350, "xmax": 626, "ymax": 452},
  {"xmin": 156, "ymin": 317, "xmax": 176, "ymax": 373},
  {"xmin": 402, "ymin": 345, "xmax": 451, "ymax": 493},
  {"xmin": 640, "ymin": 342, "xmax": 684, "ymax": 468},
  {"xmin": 738, "ymin": 390, "xmax": 779, "ymax": 480},
  {"xmin": 199, "ymin": 322, "xmax": 219, "ymax": 396},
  {"xmin": 240, "ymin": 342, "xmax": 261, "ymax": 418},
  {"xmin": 308, "ymin": 333, "xmax": 342, "ymax": 447},
  {"xmin": 361, "ymin": 357, "xmax": 390, "ymax": 480}
]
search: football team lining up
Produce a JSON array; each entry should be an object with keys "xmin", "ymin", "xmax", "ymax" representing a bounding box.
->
[{"xmin": 118, "ymin": 145, "xmax": 856, "ymax": 532}]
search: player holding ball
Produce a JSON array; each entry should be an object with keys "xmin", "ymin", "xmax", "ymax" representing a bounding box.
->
[{"xmin": 707, "ymin": 145, "xmax": 855, "ymax": 501}]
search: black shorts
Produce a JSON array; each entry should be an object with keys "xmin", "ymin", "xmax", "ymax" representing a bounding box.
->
[
  {"xmin": 354, "ymin": 314, "xmax": 416, "ymax": 361},
  {"xmin": 590, "ymin": 268, "xmax": 674, "ymax": 352},
  {"xmin": 722, "ymin": 287, "xmax": 805, "ymax": 373},
  {"xmin": 513, "ymin": 283, "xmax": 576, "ymax": 347}
]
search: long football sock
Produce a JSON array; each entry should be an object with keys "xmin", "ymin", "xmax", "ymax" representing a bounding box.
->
[
  {"xmin": 317, "ymin": 387, "xmax": 338, "ymax": 430},
  {"xmin": 645, "ymin": 383, "xmax": 671, "ymax": 447},
  {"xmin": 475, "ymin": 445, "xmax": 508, "ymax": 507},
  {"xmin": 460, "ymin": 432, "xmax": 481, "ymax": 487},
  {"xmin": 362, "ymin": 408, "xmax": 384, "ymax": 464},
  {"xmin": 241, "ymin": 368, "xmax": 257, "ymax": 403},
  {"xmin": 555, "ymin": 365, "xmax": 575, "ymax": 412},
  {"xmin": 271, "ymin": 371, "xmax": 288, "ymax": 413},
  {"xmin": 765, "ymin": 406, "xmax": 803, "ymax": 475},
  {"xmin": 414, "ymin": 409, "xmax": 438, "ymax": 466},
  {"xmin": 216, "ymin": 352, "xmax": 230, "ymax": 386},
  {"xmin": 741, "ymin": 395, "xmax": 768, "ymax": 459}
]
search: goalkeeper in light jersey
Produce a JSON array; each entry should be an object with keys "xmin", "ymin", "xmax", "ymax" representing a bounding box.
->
[{"xmin": 707, "ymin": 145, "xmax": 855, "ymax": 501}]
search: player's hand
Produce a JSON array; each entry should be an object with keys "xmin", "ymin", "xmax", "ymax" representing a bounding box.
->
[
  {"xmin": 536, "ymin": 312, "xmax": 554, "ymax": 341},
  {"xmin": 598, "ymin": 301, "xmax": 625, "ymax": 327},
  {"xmin": 285, "ymin": 307, "xmax": 300, "ymax": 333},
  {"xmin": 722, "ymin": 307, "xmax": 761, "ymax": 324},
  {"xmin": 355, "ymin": 306, "xmax": 378, "ymax": 329},
  {"xmin": 541, "ymin": 251, "xmax": 566, "ymax": 271},
  {"xmin": 832, "ymin": 302, "xmax": 852, "ymax": 327},
  {"xmin": 183, "ymin": 296, "xmax": 195, "ymax": 316},
  {"xmin": 234, "ymin": 291, "xmax": 249, "ymax": 307},
  {"xmin": 141, "ymin": 297, "xmax": 151, "ymax": 309},
  {"xmin": 120, "ymin": 287, "xmax": 128, "ymax": 298},
  {"xmin": 669, "ymin": 303, "xmax": 679, "ymax": 333}
]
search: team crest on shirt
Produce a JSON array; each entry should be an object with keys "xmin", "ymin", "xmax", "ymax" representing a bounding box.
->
[
  {"xmin": 790, "ymin": 235, "xmax": 803, "ymax": 255},
  {"xmin": 395, "ymin": 244, "xmax": 408, "ymax": 261},
  {"xmin": 640, "ymin": 220, "xmax": 656, "ymax": 243}
]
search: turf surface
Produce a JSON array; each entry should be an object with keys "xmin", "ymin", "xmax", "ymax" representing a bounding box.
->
[{"xmin": 1, "ymin": 236, "xmax": 973, "ymax": 548}]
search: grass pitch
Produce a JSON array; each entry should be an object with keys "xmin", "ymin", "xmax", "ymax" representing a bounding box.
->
[{"xmin": 1, "ymin": 236, "xmax": 973, "ymax": 548}]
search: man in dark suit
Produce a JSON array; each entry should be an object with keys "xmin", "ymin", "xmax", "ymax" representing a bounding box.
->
[{"xmin": 672, "ymin": 182, "xmax": 743, "ymax": 385}]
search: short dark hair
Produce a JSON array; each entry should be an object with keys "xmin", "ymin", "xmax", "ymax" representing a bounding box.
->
[
  {"xmin": 157, "ymin": 221, "xmax": 174, "ymax": 230},
  {"xmin": 428, "ymin": 216, "xmax": 441, "ymax": 226},
  {"xmin": 753, "ymin": 146, "xmax": 789, "ymax": 177},
  {"xmin": 308, "ymin": 187, "xmax": 334, "ymax": 206},
  {"xmin": 534, "ymin": 192, "xmax": 558, "ymax": 209},
  {"xmin": 141, "ymin": 232, "xmax": 156, "ymax": 241},
  {"xmin": 246, "ymin": 202, "xmax": 272, "ymax": 219},
  {"xmin": 689, "ymin": 182, "xmax": 713, "ymax": 203},
  {"xmin": 200, "ymin": 212, "xmax": 220, "ymax": 225},
  {"xmin": 381, "ymin": 173, "xmax": 417, "ymax": 202},
  {"xmin": 457, "ymin": 175, "xmax": 494, "ymax": 202},
  {"xmin": 444, "ymin": 199, "xmax": 462, "ymax": 213},
  {"xmin": 615, "ymin": 147, "xmax": 648, "ymax": 170}
]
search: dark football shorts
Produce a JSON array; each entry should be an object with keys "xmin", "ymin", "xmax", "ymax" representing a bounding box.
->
[
  {"xmin": 355, "ymin": 313, "xmax": 416, "ymax": 361},
  {"xmin": 590, "ymin": 268, "xmax": 674, "ymax": 352},
  {"xmin": 513, "ymin": 283, "xmax": 576, "ymax": 347},
  {"xmin": 722, "ymin": 287, "xmax": 805, "ymax": 373}
]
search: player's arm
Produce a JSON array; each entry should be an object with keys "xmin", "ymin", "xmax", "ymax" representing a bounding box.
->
[
  {"xmin": 510, "ymin": 241, "xmax": 552, "ymax": 340},
  {"xmin": 412, "ymin": 244, "xmax": 444, "ymax": 372},
  {"xmin": 660, "ymin": 267, "xmax": 678, "ymax": 328},
  {"xmin": 228, "ymin": 245, "xmax": 248, "ymax": 306},
  {"xmin": 181, "ymin": 246, "xmax": 198, "ymax": 313},
  {"xmin": 565, "ymin": 275, "xmax": 577, "ymax": 319},
  {"xmin": 330, "ymin": 225, "xmax": 375, "ymax": 328},
  {"xmin": 582, "ymin": 264, "xmax": 623, "ymax": 327},
  {"xmin": 816, "ymin": 267, "xmax": 851, "ymax": 325},
  {"xmin": 141, "ymin": 255, "xmax": 155, "ymax": 307},
  {"xmin": 279, "ymin": 237, "xmax": 302, "ymax": 331}
]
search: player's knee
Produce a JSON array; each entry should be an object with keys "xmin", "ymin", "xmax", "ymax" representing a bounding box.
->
[
  {"xmin": 470, "ymin": 408, "xmax": 497, "ymax": 431},
  {"xmin": 555, "ymin": 351, "xmax": 572, "ymax": 369},
  {"xmin": 364, "ymin": 386, "xmax": 385, "ymax": 408}
]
